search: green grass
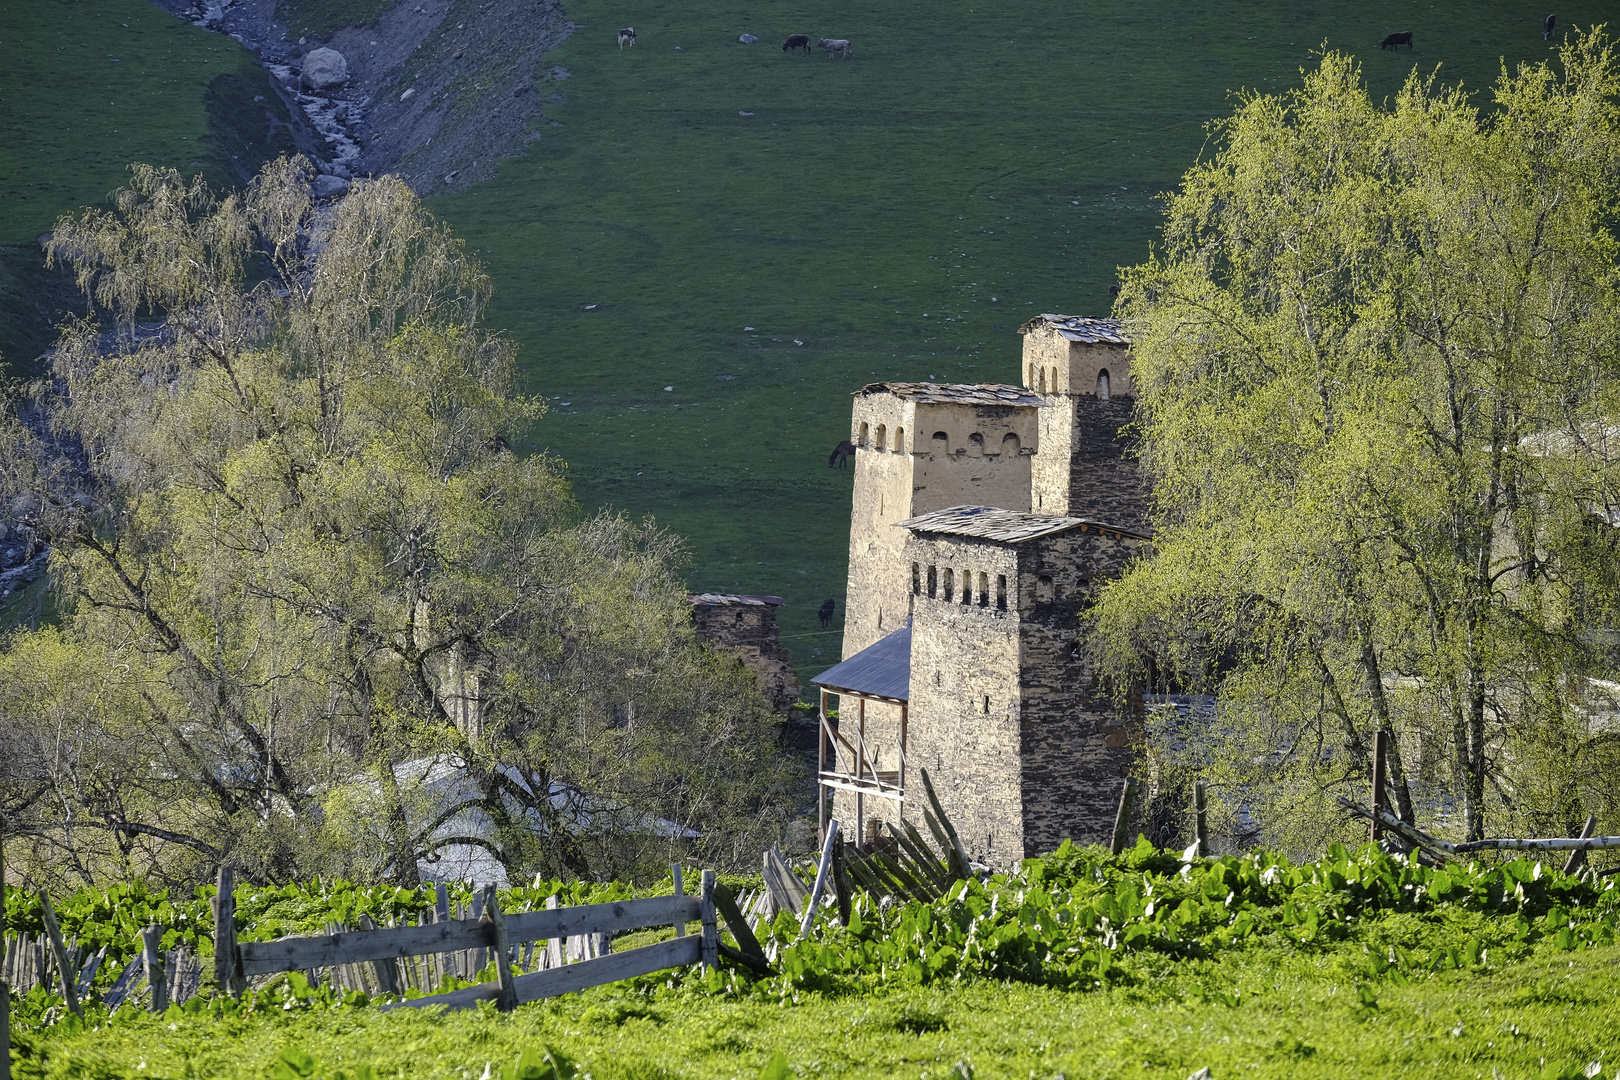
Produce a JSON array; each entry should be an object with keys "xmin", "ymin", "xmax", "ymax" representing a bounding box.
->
[
  {"xmin": 21, "ymin": 944, "xmax": 1620, "ymax": 1078},
  {"xmin": 427, "ymin": 0, "xmax": 1607, "ymax": 688},
  {"xmin": 0, "ymin": 0, "xmax": 295, "ymax": 374}
]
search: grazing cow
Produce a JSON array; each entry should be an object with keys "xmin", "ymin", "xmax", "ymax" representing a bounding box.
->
[
  {"xmin": 618, "ymin": 27, "xmax": 635, "ymax": 49},
  {"xmin": 1545, "ymin": 14, "xmax": 1556, "ymax": 40},
  {"xmin": 819, "ymin": 37, "xmax": 852, "ymax": 58},
  {"xmin": 1380, "ymin": 30, "xmax": 1413, "ymax": 50},
  {"xmin": 828, "ymin": 440, "xmax": 855, "ymax": 468},
  {"xmin": 782, "ymin": 34, "xmax": 811, "ymax": 54},
  {"xmin": 818, "ymin": 599, "xmax": 836, "ymax": 629}
]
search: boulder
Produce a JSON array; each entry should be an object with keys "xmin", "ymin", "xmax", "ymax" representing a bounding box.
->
[
  {"xmin": 312, "ymin": 174, "xmax": 350, "ymax": 199},
  {"xmin": 300, "ymin": 48, "xmax": 348, "ymax": 90},
  {"xmin": 738, "ymin": 34, "xmax": 758, "ymax": 43}
]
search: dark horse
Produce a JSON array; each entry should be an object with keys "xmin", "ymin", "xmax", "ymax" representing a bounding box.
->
[
  {"xmin": 828, "ymin": 440, "xmax": 855, "ymax": 468},
  {"xmin": 1545, "ymin": 14, "xmax": 1556, "ymax": 40},
  {"xmin": 818, "ymin": 599, "xmax": 836, "ymax": 629},
  {"xmin": 1380, "ymin": 30, "xmax": 1414, "ymax": 50}
]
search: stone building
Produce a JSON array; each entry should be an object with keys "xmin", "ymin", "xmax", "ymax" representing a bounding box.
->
[
  {"xmin": 689, "ymin": 593, "xmax": 801, "ymax": 714},
  {"xmin": 811, "ymin": 315, "xmax": 1150, "ymax": 868}
]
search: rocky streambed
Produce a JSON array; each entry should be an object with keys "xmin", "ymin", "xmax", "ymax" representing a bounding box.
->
[{"xmin": 150, "ymin": 0, "xmax": 574, "ymax": 198}]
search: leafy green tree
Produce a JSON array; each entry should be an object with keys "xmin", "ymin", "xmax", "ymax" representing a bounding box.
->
[
  {"xmin": 1098, "ymin": 35, "xmax": 1620, "ymax": 851},
  {"xmin": 0, "ymin": 159, "xmax": 798, "ymax": 890}
]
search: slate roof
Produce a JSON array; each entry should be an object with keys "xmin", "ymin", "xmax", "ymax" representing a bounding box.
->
[
  {"xmin": 810, "ymin": 624, "xmax": 911, "ymax": 702},
  {"xmin": 689, "ymin": 593, "xmax": 783, "ymax": 607},
  {"xmin": 1017, "ymin": 314, "xmax": 1131, "ymax": 345},
  {"xmin": 854, "ymin": 382, "xmax": 1040, "ymax": 407},
  {"xmin": 896, "ymin": 505, "xmax": 1150, "ymax": 543}
]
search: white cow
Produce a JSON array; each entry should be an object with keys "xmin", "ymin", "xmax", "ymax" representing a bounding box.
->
[
  {"xmin": 618, "ymin": 27, "xmax": 636, "ymax": 49},
  {"xmin": 819, "ymin": 37, "xmax": 852, "ymax": 58}
]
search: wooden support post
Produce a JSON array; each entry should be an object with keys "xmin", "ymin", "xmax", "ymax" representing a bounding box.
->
[
  {"xmin": 212, "ymin": 866, "xmax": 243, "ymax": 997},
  {"xmin": 1563, "ymin": 814, "xmax": 1600, "ymax": 875},
  {"xmin": 1193, "ymin": 779, "xmax": 1209, "ymax": 858},
  {"xmin": 37, "ymin": 894, "xmax": 81, "ymax": 1018},
  {"xmin": 1, "ymin": 820, "xmax": 9, "ymax": 1080},
  {"xmin": 1109, "ymin": 777, "xmax": 1139, "ymax": 856},
  {"xmin": 698, "ymin": 870, "xmax": 718, "ymax": 973},
  {"xmin": 1371, "ymin": 730, "xmax": 1389, "ymax": 843},
  {"xmin": 831, "ymin": 828, "xmax": 852, "ymax": 926},
  {"xmin": 818, "ymin": 688, "xmax": 829, "ymax": 846},
  {"xmin": 671, "ymin": 864, "xmax": 686, "ymax": 938},
  {"xmin": 482, "ymin": 886, "xmax": 517, "ymax": 1012},
  {"xmin": 856, "ymin": 697, "xmax": 867, "ymax": 852},
  {"xmin": 141, "ymin": 926, "xmax": 167, "ymax": 1014}
]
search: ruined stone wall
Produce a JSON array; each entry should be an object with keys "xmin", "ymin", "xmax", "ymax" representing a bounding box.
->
[
  {"xmin": 1012, "ymin": 529, "xmax": 1144, "ymax": 857},
  {"xmin": 904, "ymin": 534, "xmax": 1026, "ymax": 867},
  {"xmin": 690, "ymin": 599, "xmax": 802, "ymax": 713}
]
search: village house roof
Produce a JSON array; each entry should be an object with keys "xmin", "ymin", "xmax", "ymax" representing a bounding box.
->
[
  {"xmin": 1017, "ymin": 314, "xmax": 1130, "ymax": 345},
  {"xmin": 810, "ymin": 623, "xmax": 911, "ymax": 702},
  {"xmin": 896, "ymin": 505, "xmax": 1150, "ymax": 543},
  {"xmin": 854, "ymin": 382, "xmax": 1041, "ymax": 407},
  {"xmin": 688, "ymin": 593, "xmax": 784, "ymax": 607}
]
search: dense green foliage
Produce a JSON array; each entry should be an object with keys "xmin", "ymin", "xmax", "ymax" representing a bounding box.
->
[
  {"xmin": 9, "ymin": 845, "xmax": 1620, "ymax": 1077},
  {"xmin": 1098, "ymin": 35, "xmax": 1620, "ymax": 851}
]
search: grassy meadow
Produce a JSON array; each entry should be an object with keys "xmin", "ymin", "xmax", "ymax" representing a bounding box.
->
[{"xmin": 429, "ymin": 0, "xmax": 1602, "ymax": 685}]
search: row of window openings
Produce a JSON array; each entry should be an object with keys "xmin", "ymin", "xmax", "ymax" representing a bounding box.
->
[
  {"xmin": 857, "ymin": 423, "xmax": 1022, "ymax": 456},
  {"xmin": 914, "ymin": 563, "xmax": 1013, "ymax": 609},
  {"xmin": 1028, "ymin": 365, "xmax": 1111, "ymax": 401}
]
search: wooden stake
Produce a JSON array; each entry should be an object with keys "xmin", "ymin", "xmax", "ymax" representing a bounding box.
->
[
  {"xmin": 830, "ymin": 829, "xmax": 852, "ymax": 926},
  {"xmin": 37, "ymin": 894, "xmax": 81, "ymax": 1018},
  {"xmin": 482, "ymin": 886, "xmax": 517, "ymax": 1012},
  {"xmin": 1562, "ymin": 815, "xmax": 1600, "ymax": 875},
  {"xmin": 212, "ymin": 866, "xmax": 242, "ymax": 997},
  {"xmin": 798, "ymin": 821, "xmax": 839, "ymax": 941},
  {"xmin": 141, "ymin": 926, "xmax": 167, "ymax": 1014},
  {"xmin": 1193, "ymin": 780, "xmax": 1209, "ymax": 858},
  {"xmin": 670, "ymin": 864, "xmax": 686, "ymax": 938},
  {"xmin": 1371, "ymin": 730, "xmax": 1389, "ymax": 843},
  {"xmin": 1109, "ymin": 777, "xmax": 1139, "ymax": 856},
  {"xmin": 698, "ymin": 870, "xmax": 718, "ymax": 973}
]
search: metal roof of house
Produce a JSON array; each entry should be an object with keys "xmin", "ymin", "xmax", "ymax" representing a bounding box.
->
[
  {"xmin": 689, "ymin": 593, "xmax": 783, "ymax": 607},
  {"xmin": 1017, "ymin": 315, "xmax": 1131, "ymax": 345},
  {"xmin": 854, "ymin": 382, "xmax": 1041, "ymax": 407},
  {"xmin": 810, "ymin": 624, "xmax": 911, "ymax": 702},
  {"xmin": 896, "ymin": 505, "xmax": 1150, "ymax": 543}
]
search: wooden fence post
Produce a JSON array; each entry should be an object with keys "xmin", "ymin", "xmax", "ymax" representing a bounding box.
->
[
  {"xmin": 482, "ymin": 886, "xmax": 517, "ymax": 1012},
  {"xmin": 830, "ymin": 828, "xmax": 852, "ymax": 926},
  {"xmin": 1562, "ymin": 815, "xmax": 1600, "ymax": 875},
  {"xmin": 212, "ymin": 866, "xmax": 243, "ymax": 997},
  {"xmin": 1, "ymin": 818, "xmax": 9, "ymax": 1080},
  {"xmin": 698, "ymin": 871, "xmax": 718, "ymax": 973},
  {"xmin": 1371, "ymin": 730, "xmax": 1389, "ymax": 843},
  {"xmin": 1193, "ymin": 780, "xmax": 1209, "ymax": 858},
  {"xmin": 670, "ymin": 865, "xmax": 685, "ymax": 939},
  {"xmin": 37, "ymin": 894, "xmax": 81, "ymax": 1018},
  {"xmin": 141, "ymin": 926, "xmax": 167, "ymax": 1014},
  {"xmin": 1109, "ymin": 777, "xmax": 1139, "ymax": 856}
]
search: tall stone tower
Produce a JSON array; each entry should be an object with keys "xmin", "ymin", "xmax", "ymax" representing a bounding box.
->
[
  {"xmin": 1019, "ymin": 315, "xmax": 1147, "ymax": 530},
  {"xmin": 897, "ymin": 508, "xmax": 1147, "ymax": 865},
  {"xmin": 840, "ymin": 383, "xmax": 1040, "ymax": 658}
]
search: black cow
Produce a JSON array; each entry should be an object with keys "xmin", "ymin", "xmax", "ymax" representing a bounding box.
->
[
  {"xmin": 818, "ymin": 599, "xmax": 836, "ymax": 629},
  {"xmin": 782, "ymin": 34, "xmax": 812, "ymax": 54},
  {"xmin": 1545, "ymin": 14, "xmax": 1556, "ymax": 40},
  {"xmin": 1380, "ymin": 30, "xmax": 1414, "ymax": 50}
]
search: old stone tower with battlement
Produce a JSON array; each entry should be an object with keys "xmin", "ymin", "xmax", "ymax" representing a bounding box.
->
[{"xmin": 812, "ymin": 315, "xmax": 1150, "ymax": 869}]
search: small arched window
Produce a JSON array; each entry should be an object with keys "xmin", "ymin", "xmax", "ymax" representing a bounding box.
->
[
  {"xmin": 893, "ymin": 426, "xmax": 904, "ymax": 453},
  {"xmin": 1003, "ymin": 432, "xmax": 1021, "ymax": 456},
  {"xmin": 1038, "ymin": 367, "xmax": 1046, "ymax": 393},
  {"xmin": 978, "ymin": 572, "xmax": 989, "ymax": 607},
  {"xmin": 874, "ymin": 424, "xmax": 887, "ymax": 451},
  {"xmin": 927, "ymin": 565, "xmax": 937, "ymax": 598},
  {"xmin": 996, "ymin": 574, "xmax": 1008, "ymax": 610},
  {"xmin": 1097, "ymin": 368, "xmax": 1111, "ymax": 401},
  {"xmin": 968, "ymin": 432, "xmax": 985, "ymax": 456},
  {"xmin": 960, "ymin": 571, "xmax": 972, "ymax": 605},
  {"xmin": 932, "ymin": 431, "xmax": 949, "ymax": 458},
  {"xmin": 912, "ymin": 562, "xmax": 921, "ymax": 595},
  {"xmin": 858, "ymin": 421, "xmax": 870, "ymax": 448},
  {"xmin": 943, "ymin": 568, "xmax": 955, "ymax": 603}
]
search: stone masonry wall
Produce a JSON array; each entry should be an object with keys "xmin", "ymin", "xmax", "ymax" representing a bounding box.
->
[
  {"xmin": 690, "ymin": 599, "xmax": 802, "ymax": 714},
  {"xmin": 1066, "ymin": 397, "xmax": 1148, "ymax": 532},
  {"xmin": 904, "ymin": 534, "xmax": 1026, "ymax": 867},
  {"xmin": 1013, "ymin": 528, "xmax": 1144, "ymax": 856}
]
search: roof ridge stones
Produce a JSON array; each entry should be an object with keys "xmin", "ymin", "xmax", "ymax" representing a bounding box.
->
[
  {"xmin": 854, "ymin": 382, "xmax": 1042, "ymax": 407},
  {"xmin": 896, "ymin": 504, "xmax": 1150, "ymax": 543},
  {"xmin": 1016, "ymin": 314, "xmax": 1130, "ymax": 345}
]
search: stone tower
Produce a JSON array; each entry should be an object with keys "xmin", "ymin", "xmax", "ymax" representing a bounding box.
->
[
  {"xmin": 840, "ymin": 383, "xmax": 1040, "ymax": 658},
  {"xmin": 899, "ymin": 507, "xmax": 1147, "ymax": 866},
  {"xmin": 1019, "ymin": 315, "xmax": 1147, "ymax": 530}
]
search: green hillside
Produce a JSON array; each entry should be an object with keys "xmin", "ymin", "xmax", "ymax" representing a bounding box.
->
[
  {"xmin": 428, "ymin": 0, "xmax": 1598, "ymax": 685},
  {"xmin": 0, "ymin": 0, "xmax": 295, "ymax": 370}
]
